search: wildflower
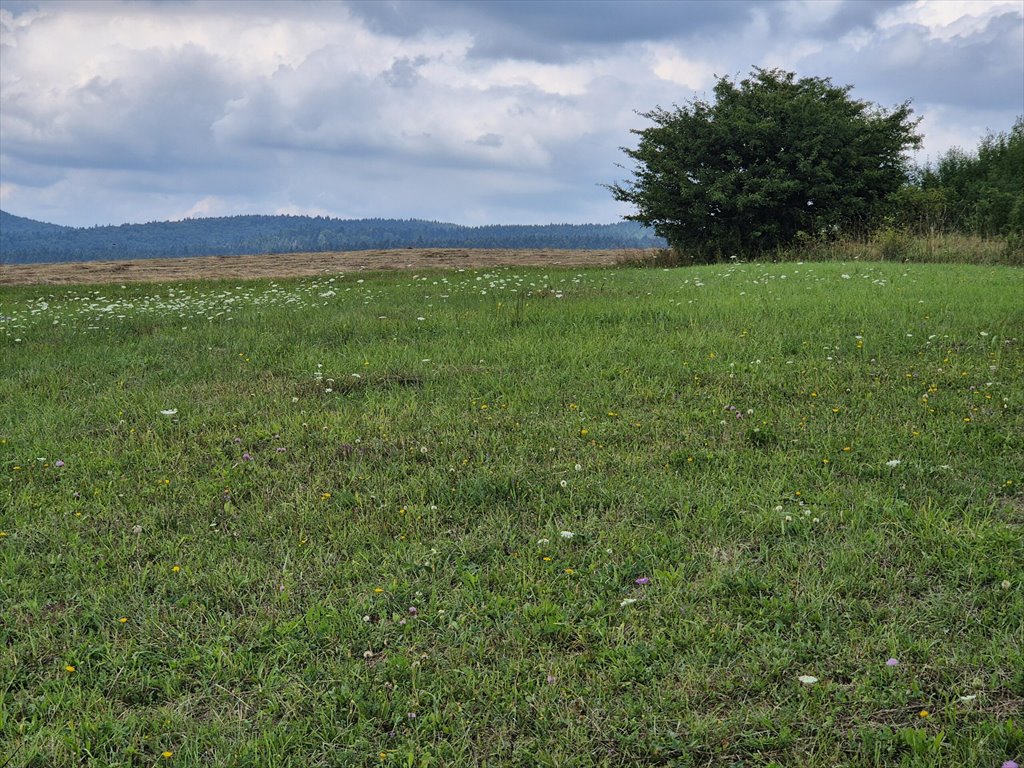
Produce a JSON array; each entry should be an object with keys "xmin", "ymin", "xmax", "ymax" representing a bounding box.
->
[
  {"xmin": 564, "ymin": 568, "xmax": 574, "ymax": 574},
  {"xmin": 241, "ymin": 452, "xmax": 252, "ymax": 462},
  {"xmin": 119, "ymin": 617, "xmax": 128, "ymax": 623},
  {"xmin": 172, "ymin": 565, "xmax": 181, "ymax": 573},
  {"xmin": 1001, "ymin": 580, "xmax": 1011, "ymax": 590},
  {"xmin": 886, "ymin": 459, "xmax": 901, "ymax": 467},
  {"xmin": 574, "ymin": 463, "xmax": 582, "ymax": 471},
  {"xmin": 65, "ymin": 665, "xmax": 76, "ymax": 673},
  {"xmin": 559, "ymin": 531, "xmax": 574, "ymax": 539},
  {"xmin": 635, "ymin": 577, "xmax": 650, "ymax": 585},
  {"xmin": 275, "ymin": 447, "xmax": 286, "ymax": 453},
  {"xmin": 132, "ymin": 524, "xmax": 142, "ymax": 534},
  {"xmin": 1002, "ymin": 761, "xmax": 1019, "ymax": 768},
  {"xmin": 162, "ymin": 752, "xmax": 173, "ymax": 759},
  {"xmin": 559, "ymin": 480, "xmax": 568, "ymax": 488},
  {"xmin": 408, "ymin": 606, "xmax": 418, "ymax": 616},
  {"xmin": 373, "ymin": 587, "xmax": 384, "ymax": 593},
  {"xmin": 537, "ymin": 538, "xmax": 549, "ymax": 545},
  {"xmin": 620, "ymin": 598, "xmax": 638, "ymax": 607},
  {"xmin": 885, "ymin": 658, "xmax": 899, "ymax": 666},
  {"xmin": 543, "ymin": 556, "xmax": 552, "ymax": 562},
  {"xmin": 546, "ymin": 674, "xmax": 557, "ymax": 685},
  {"xmin": 160, "ymin": 409, "xmax": 178, "ymax": 416},
  {"xmin": 797, "ymin": 675, "xmax": 818, "ymax": 685},
  {"xmin": 54, "ymin": 460, "xmax": 65, "ymax": 467},
  {"xmin": 919, "ymin": 710, "xmax": 930, "ymax": 718}
]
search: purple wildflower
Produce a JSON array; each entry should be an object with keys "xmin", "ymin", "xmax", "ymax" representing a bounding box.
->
[
  {"xmin": 275, "ymin": 447, "xmax": 286, "ymax": 453},
  {"xmin": 241, "ymin": 452, "xmax": 252, "ymax": 462},
  {"xmin": 886, "ymin": 658, "xmax": 900, "ymax": 666},
  {"xmin": 635, "ymin": 576, "xmax": 650, "ymax": 585},
  {"xmin": 408, "ymin": 606, "xmax": 418, "ymax": 616},
  {"xmin": 233, "ymin": 437, "xmax": 242, "ymax": 444},
  {"xmin": 1002, "ymin": 761, "xmax": 1019, "ymax": 768},
  {"xmin": 54, "ymin": 460, "xmax": 65, "ymax": 468}
]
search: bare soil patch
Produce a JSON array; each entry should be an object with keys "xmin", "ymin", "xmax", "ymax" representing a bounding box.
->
[{"xmin": 1, "ymin": 248, "xmax": 651, "ymax": 286}]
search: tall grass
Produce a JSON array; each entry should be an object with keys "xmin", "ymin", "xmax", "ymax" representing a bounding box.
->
[{"xmin": 622, "ymin": 233, "xmax": 1022, "ymax": 268}]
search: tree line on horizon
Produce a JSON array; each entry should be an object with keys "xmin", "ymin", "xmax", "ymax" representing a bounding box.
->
[{"xmin": 0, "ymin": 216, "xmax": 665, "ymax": 265}]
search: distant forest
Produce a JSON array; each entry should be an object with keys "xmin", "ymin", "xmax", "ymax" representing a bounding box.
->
[{"xmin": 0, "ymin": 212, "xmax": 665, "ymax": 265}]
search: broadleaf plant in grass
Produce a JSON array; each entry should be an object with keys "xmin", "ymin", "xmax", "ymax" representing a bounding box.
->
[{"xmin": 609, "ymin": 67, "xmax": 923, "ymax": 260}]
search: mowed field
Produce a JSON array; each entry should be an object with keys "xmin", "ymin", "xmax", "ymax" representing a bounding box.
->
[
  {"xmin": 0, "ymin": 248, "xmax": 638, "ymax": 286},
  {"xmin": 1, "ymin": 259, "xmax": 1022, "ymax": 767}
]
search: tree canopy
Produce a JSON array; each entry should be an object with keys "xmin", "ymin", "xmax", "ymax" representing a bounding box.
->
[
  {"xmin": 917, "ymin": 117, "xmax": 1024, "ymax": 237},
  {"xmin": 610, "ymin": 68, "xmax": 922, "ymax": 259}
]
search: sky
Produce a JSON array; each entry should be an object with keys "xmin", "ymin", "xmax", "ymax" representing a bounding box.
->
[{"xmin": 0, "ymin": 0, "xmax": 1022, "ymax": 228}]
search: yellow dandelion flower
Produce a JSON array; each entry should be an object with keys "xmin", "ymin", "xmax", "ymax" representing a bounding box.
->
[
  {"xmin": 374, "ymin": 587, "xmax": 384, "ymax": 593},
  {"xmin": 162, "ymin": 751, "xmax": 174, "ymax": 759},
  {"xmin": 65, "ymin": 665, "xmax": 76, "ymax": 673},
  {"xmin": 919, "ymin": 710, "xmax": 929, "ymax": 718},
  {"xmin": 118, "ymin": 617, "xmax": 128, "ymax": 623},
  {"xmin": 564, "ymin": 568, "xmax": 574, "ymax": 574},
  {"xmin": 171, "ymin": 565, "xmax": 181, "ymax": 573},
  {"xmin": 543, "ymin": 556, "xmax": 552, "ymax": 562}
]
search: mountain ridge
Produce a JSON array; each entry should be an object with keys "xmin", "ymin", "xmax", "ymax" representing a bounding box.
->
[{"xmin": 0, "ymin": 210, "xmax": 664, "ymax": 264}]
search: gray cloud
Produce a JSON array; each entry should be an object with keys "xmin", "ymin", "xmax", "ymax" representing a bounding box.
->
[
  {"xmin": 805, "ymin": 10, "xmax": 1024, "ymax": 112},
  {"xmin": 0, "ymin": 0, "xmax": 1021, "ymax": 227}
]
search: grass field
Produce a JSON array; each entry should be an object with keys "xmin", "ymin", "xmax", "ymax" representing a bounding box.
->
[{"xmin": 1, "ymin": 260, "xmax": 1022, "ymax": 767}]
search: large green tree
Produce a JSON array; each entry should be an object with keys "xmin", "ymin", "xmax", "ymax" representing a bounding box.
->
[{"xmin": 610, "ymin": 68, "xmax": 922, "ymax": 259}]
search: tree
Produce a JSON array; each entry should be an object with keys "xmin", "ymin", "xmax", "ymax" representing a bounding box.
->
[
  {"xmin": 609, "ymin": 68, "xmax": 923, "ymax": 260},
  {"xmin": 917, "ymin": 117, "xmax": 1023, "ymax": 237}
]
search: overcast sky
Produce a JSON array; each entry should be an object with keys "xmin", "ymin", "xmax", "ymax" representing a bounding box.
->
[{"xmin": 1, "ymin": 0, "xmax": 1022, "ymax": 227}]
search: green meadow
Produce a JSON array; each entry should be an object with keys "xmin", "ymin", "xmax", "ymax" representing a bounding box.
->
[{"xmin": 1, "ymin": 261, "xmax": 1022, "ymax": 767}]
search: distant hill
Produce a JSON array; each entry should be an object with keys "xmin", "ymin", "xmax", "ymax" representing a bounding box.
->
[
  {"xmin": 0, "ymin": 211, "xmax": 665, "ymax": 264},
  {"xmin": 1, "ymin": 209, "xmax": 73, "ymax": 237}
]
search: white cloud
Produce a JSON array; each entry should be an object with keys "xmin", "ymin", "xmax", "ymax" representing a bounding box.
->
[
  {"xmin": 650, "ymin": 46, "xmax": 717, "ymax": 90},
  {"xmin": 0, "ymin": 0, "xmax": 1020, "ymax": 227},
  {"xmin": 878, "ymin": 0, "xmax": 1023, "ymax": 40}
]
